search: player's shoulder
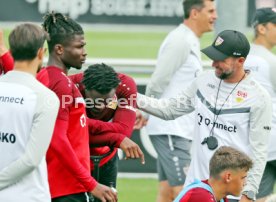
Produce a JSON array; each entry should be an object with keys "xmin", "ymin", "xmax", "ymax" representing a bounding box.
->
[
  {"xmin": 245, "ymin": 73, "xmax": 271, "ymax": 105},
  {"xmin": 118, "ymin": 73, "xmax": 136, "ymax": 85},
  {"xmin": 117, "ymin": 73, "xmax": 137, "ymax": 92},
  {"xmin": 246, "ymin": 73, "xmax": 269, "ymax": 95},
  {"xmin": 116, "ymin": 74, "xmax": 137, "ymax": 99},
  {"xmin": 37, "ymin": 66, "xmax": 74, "ymax": 95},
  {"xmin": 163, "ymin": 24, "xmax": 193, "ymax": 47},
  {"xmin": 171, "ymin": 24, "xmax": 193, "ymax": 38},
  {"xmin": 195, "ymin": 70, "xmax": 214, "ymax": 83},
  {"xmin": 38, "ymin": 66, "xmax": 68, "ymax": 82}
]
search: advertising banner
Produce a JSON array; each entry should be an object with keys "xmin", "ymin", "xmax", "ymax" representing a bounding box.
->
[{"xmin": 0, "ymin": 0, "xmax": 183, "ymax": 25}]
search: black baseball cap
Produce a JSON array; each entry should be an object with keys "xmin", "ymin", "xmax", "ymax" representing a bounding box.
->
[
  {"xmin": 201, "ymin": 30, "xmax": 250, "ymax": 61},
  {"xmin": 252, "ymin": 7, "xmax": 276, "ymax": 27}
]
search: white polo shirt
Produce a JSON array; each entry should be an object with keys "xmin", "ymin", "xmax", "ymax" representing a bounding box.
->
[
  {"xmin": 0, "ymin": 71, "xmax": 59, "ymax": 202},
  {"xmin": 146, "ymin": 23, "xmax": 202, "ymax": 140},
  {"xmin": 138, "ymin": 70, "xmax": 272, "ymax": 195},
  {"xmin": 245, "ymin": 43, "xmax": 276, "ymax": 161}
]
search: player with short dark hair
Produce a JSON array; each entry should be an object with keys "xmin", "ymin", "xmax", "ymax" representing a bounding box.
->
[
  {"xmin": 82, "ymin": 63, "xmax": 121, "ymax": 94},
  {"xmin": 70, "ymin": 63, "xmax": 144, "ymax": 188}
]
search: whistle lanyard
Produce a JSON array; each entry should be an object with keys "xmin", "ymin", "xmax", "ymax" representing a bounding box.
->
[{"xmin": 209, "ymin": 73, "xmax": 246, "ymax": 137}]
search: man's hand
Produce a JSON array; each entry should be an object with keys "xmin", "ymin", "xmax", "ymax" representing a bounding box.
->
[
  {"xmin": 134, "ymin": 110, "xmax": 148, "ymax": 130},
  {"xmin": 0, "ymin": 29, "xmax": 8, "ymax": 56},
  {"xmin": 120, "ymin": 137, "xmax": 145, "ymax": 164},
  {"xmin": 91, "ymin": 183, "xmax": 118, "ymax": 202}
]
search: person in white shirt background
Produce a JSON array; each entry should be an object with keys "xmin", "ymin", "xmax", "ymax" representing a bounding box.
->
[
  {"xmin": 244, "ymin": 7, "xmax": 276, "ymax": 202},
  {"xmin": 135, "ymin": 0, "xmax": 217, "ymax": 201}
]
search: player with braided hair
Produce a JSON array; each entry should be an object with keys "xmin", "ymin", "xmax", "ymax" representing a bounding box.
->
[
  {"xmin": 70, "ymin": 63, "xmax": 144, "ymax": 188},
  {"xmin": 37, "ymin": 12, "xmax": 117, "ymax": 202}
]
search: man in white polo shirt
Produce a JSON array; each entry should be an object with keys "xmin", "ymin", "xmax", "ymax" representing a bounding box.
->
[
  {"xmin": 137, "ymin": 30, "xmax": 272, "ymax": 202},
  {"xmin": 136, "ymin": 0, "xmax": 217, "ymax": 201},
  {"xmin": 244, "ymin": 7, "xmax": 276, "ymax": 202},
  {"xmin": 0, "ymin": 23, "xmax": 59, "ymax": 202}
]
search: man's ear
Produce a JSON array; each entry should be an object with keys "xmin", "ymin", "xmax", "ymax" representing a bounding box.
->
[
  {"xmin": 256, "ymin": 24, "xmax": 267, "ymax": 35},
  {"xmin": 189, "ymin": 8, "xmax": 200, "ymax": 20},
  {"xmin": 221, "ymin": 170, "xmax": 232, "ymax": 184},
  {"xmin": 238, "ymin": 57, "xmax": 246, "ymax": 64},
  {"xmin": 54, "ymin": 44, "xmax": 64, "ymax": 55},
  {"xmin": 37, "ymin": 47, "xmax": 45, "ymax": 61}
]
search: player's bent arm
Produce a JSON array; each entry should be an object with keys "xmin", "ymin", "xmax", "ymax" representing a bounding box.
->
[
  {"xmin": 90, "ymin": 133, "xmax": 144, "ymax": 164},
  {"xmin": 110, "ymin": 107, "xmax": 136, "ymax": 136},
  {"xmin": 50, "ymin": 118, "xmax": 98, "ymax": 191},
  {"xmin": 0, "ymin": 93, "xmax": 59, "ymax": 190},
  {"xmin": 243, "ymin": 92, "xmax": 272, "ymax": 194},
  {"xmin": 89, "ymin": 131, "xmax": 125, "ymax": 148},
  {"xmin": 88, "ymin": 108, "xmax": 135, "ymax": 137}
]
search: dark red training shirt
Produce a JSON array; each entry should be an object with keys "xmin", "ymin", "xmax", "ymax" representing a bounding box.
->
[
  {"xmin": 70, "ymin": 73, "xmax": 137, "ymax": 168},
  {"xmin": 37, "ymin": 66, "xmax": 97, "ymax": 198}
]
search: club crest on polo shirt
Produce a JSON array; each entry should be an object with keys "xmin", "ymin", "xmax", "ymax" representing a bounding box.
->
[
  {"xmin": 235, "ymin": 90, "xmax": 247, "ymax": 103},
  {"xmin": 215, "ymin": 36, "xmax": 224, "ymax": 46}
]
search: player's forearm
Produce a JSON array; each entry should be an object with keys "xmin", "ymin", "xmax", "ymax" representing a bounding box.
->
[
  {"xmin": 243, "ymin": 144, "xmax": 267, "ymax": 193},
  {"xmin": 137, "ymin": 93, "xmax": 194, "ymax": 120},
  {"xmin": 88, "ymin": 110, "xmax": 135, "ymax": 137},
  {"xmin": 88, "ymin": 119, "xmax": 128, "ymax": 135},
  {"xmin": 89, "ymin": 132, "xmax": 125, "ymax": 148},
  {"xmin": 0, "ymin": 156, "xmax": 38, "ymax": 190},
  {"xmin": 110, "ymin": 108, "xmax": 136, "ymax": 136}
]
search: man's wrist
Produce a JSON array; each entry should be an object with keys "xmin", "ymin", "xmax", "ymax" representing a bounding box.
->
[{"xmin": 242, "ymin": 190, "xmax": 256, "ymax": 201}]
